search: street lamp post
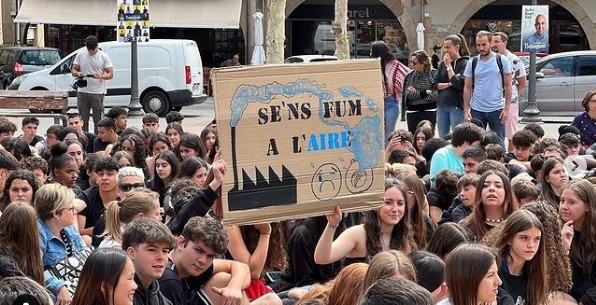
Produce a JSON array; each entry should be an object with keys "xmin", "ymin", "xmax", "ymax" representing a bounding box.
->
[{"xmin": 521, "ymin": 0, "xmax": 542, "ymax": 123}]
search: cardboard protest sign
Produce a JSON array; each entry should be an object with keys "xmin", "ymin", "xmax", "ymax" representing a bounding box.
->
[{"xmin": 212, "ymin": 59, "xmax": 385, "ymax": 225}]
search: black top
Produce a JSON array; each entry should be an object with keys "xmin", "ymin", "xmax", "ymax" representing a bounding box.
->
[
  {"xmin": 78, "ymin": 186, "xmax": 105, "ymax": 230},
  {"xmin": 269, "ymin": 221, "xmax": 340, "ymax": 292},
  {"xmin": 134, "ymin": 275, "xmax": 173, "ymax": 305},
  {"xmin": 92, "ymin": 138, "xmax": 112, "ymax": 153},
  {"xmin": 431, "ymin": 56, "xmax": 469, "ymax": 108},
  {"xmin": 499, "ymin": 260, "xmax": 528, "ymax": 305},
  {"xmin": 569, "ymin": 230, "xmax": 596, "ymax": 305},
  {"xmin": 158, "ymin": 259, "xmax": 214, "ymax": 305},
  {"xmin": 167, "ymin": 186, "xmax": 218, "ymax": 236}
]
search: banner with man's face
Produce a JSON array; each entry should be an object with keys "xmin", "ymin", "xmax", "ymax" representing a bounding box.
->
[{"xmin": 521, "ymin": 5, "xmax": 549, "ymax": 52}]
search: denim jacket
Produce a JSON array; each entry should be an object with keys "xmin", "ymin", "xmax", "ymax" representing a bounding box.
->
[{"xmin": 38, "ymin": 218, "xmax": 86, "ymax": 295}]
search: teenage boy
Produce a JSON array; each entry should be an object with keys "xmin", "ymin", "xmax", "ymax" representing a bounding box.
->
[
  {"xmin": 106, "ymin": 106, "xmax": 129, "ymax": 135},
  {"xmin": 507, "ymin": 129, "xmax": 538, "ymax": 170},
  {"xmin": 122, "ymin": 218, "xmax": 176, "ymax": 305},
  {"xmin": 429, "ymin": 122, "xmax": 484, "ymax": 186},
  {"xmin": 159, "ymin": 216, "xmax": 281, "ymax": 305},
  {"xmin": 0, "ymin": 117, "xmax": 17, "ymax": 143},
  {"xmin": 461, "ymin": 145, "xmax": 487, "ymax": 174},
  {"xmin": 438, "ymin": 173, "xmax": 480, "ymax": 224},
  {"xmin": 68, "ymin": 113, "xmax": 97, "ymax": 153},
  {"xmin": 94, "ymin": 118, "xmax": 119, "ymax": 153},
  {"xmin": 19, "ymin": 117, "xmax": 45, "ymax": 152},
  {"xmin": 143, "ymin": 113, "xmax": 160, "ymax": 133},
  {"xmin": 77, "ymin": 157, "xmax": 119, "ymax": 243},
  {"xmin": 0, "ymin": 149, "xmax": 19, "ymax": 191}
]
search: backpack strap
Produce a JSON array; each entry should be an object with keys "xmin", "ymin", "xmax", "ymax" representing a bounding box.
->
[
  {"xmin": 471, "ymin": 54, "xmax": 505, "ymax": 97},
  {"xmin": 496, "ymin": 54, "xmax": 505, "ymax": 97}
]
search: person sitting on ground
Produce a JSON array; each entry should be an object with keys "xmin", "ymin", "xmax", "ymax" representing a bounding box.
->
[
  {"xmin": 122, "ymin": 218, "xmax": 176, "ymax": 305},
  {"xmin": 511, "ymin": 175, "xmax": 540, "ymax": 206},
  {"xmin": 18, "ymin": 117, "xmax": 45, "ymax": 153},
  {"xmin": 438, "ymin": 173, "xmax": 480, "ymax": 225},
  {"xmin": 99, "ymin": 188, "xmax": 161, "ymax": 249},
  {"xmin": 77, "ymin": 157, "xmax": 120, "ymax": 245},
  {"xmin": 462, "ymin": 145, "xmax": 487, "ymax": 175},
  {"xmin": 0, "ymin": 149, "xmax": 19, "ymax": 192},
  {"xmin": 93, "ymin": 118, "xmax": 119, "ymax": 155},
  {"xmin": 22, "ymin": 155, "xmax": 49, "ymax": 186},
  {"xmin": 159, "ymin": 216, "xmax": 281, "ymax": 305},
  {"xmin": 428, "ymin": 169, "xmax": 459, "ymax": 227},
  {"xmin": 361, "ymin": 278, "xmax": 435, "ymax": 305},
  {"xmin": 485, "ymin": 144, "xmax": 526, "ymax": 180},
  {"xmin": 105, "ymin": 106, "xmax": 128, "ymax": 135},
  {"xmin": 142, "ymin": 113, "xmax": 160, "ymax": 134},
  {"xmin": 166, "ymin": 111, "xmax": 184, "ymax": 125},
  {"xmin": 429, "ymin": 122, "xmax": 483, "ymax": 186},
  {"xmin": 0, "ymin": 117, "xmax": 17, "ymax": 143},
  {"xmin": 506, "ymin": 130, "xmax": 538, "ymax": 171},
  {"xmin": 559, "ymin": 132, "xmax": 582, "ymax": 156}
]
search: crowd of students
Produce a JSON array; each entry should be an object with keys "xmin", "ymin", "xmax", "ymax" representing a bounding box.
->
[{"xmin": 0, "ymin": 73, "xmax": 596, "ymax": 305}]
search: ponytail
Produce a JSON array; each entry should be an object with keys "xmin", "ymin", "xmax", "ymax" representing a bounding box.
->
[{"xmin": 103, "ymin": 200, "xmax": 124, "ymax": 245}]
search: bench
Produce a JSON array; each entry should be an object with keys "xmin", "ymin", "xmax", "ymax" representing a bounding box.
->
[{"xmin": 0, "ymin": 91, "xmax": 69, "ymax": 126}]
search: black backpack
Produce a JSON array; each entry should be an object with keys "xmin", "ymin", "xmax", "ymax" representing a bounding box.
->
[{"xmin": 471, "ymin": 54, "xmax": 505, "ymax": 97}]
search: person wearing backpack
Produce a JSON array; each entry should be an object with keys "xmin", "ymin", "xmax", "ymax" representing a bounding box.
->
[
  {"xmin": 371, "ymin": 41, "xmax": 410, "ymax": 144},
  {"xmin": 463, "ymin": 30, "xmax": 513, "ymax": 148}
]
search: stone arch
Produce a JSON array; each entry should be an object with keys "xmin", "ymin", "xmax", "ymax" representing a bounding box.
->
[
  {"xmin": 285, "ymin": 0, "xmax": 417, "ymax": 53},
  {"xmin": 449, "ymin": 0, "xmax": 595, "ymax": 49}
]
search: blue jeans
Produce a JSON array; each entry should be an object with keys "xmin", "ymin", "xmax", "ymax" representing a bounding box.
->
[
  {"xmin": 471, "ymin": 109, "xmax": 505, "ymax": 147},
  {"xmin": 436, "ymin": 106, "xmax": 464, "ymax": 138},
  {"xmin": 384, "ymin": 96, "xmax": 400, "ymax": 144}
]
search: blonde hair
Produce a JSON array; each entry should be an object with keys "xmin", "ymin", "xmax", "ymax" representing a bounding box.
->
[
  {"xmin": 103, "ymin": 188, "xmax": 159, "ymax": 244},
  {"xmin": 34, "ymin": 184, "xmax": 75, "ymax": 220},
  {"xmin": 384, "ymin": 163, "xmax": 416, "ymax": 177}
]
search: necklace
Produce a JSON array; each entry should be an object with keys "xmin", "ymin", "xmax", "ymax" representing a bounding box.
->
[{"xmin": 486, "ymin": 217, "xmax": 505, "ymax": 223}]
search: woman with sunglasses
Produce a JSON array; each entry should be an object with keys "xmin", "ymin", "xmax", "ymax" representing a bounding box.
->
[{"xmin": 402, "ymin": 50, "xmax": 438, "ymax": 133}]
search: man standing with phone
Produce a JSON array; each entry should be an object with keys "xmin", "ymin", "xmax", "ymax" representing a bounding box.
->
[{"xmin": 71, "ymin": 35, "xmax": 114, "ymax": 133}]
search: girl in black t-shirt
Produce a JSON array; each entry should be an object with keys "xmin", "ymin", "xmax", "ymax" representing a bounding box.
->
[{"xmin": 487, "ymin": 210, "xmax": 547, "ymax": 305}]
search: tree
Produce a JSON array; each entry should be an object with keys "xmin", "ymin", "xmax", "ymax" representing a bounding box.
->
[
  {"xmin": 266, "ymin": 0, "xmax": 286, "ymax": 64},
  {"xmin": 333, "ymin": 0, "xmax": 350, "ymax": 60}
]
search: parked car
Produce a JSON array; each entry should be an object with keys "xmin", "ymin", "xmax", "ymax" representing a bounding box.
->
[
  {"xmin": 0, "ymin": 46, "xmax": 62, "ymax": 89},
  {"xmin": 9, "ymin": 39, "xmax": 207, "ymax": 116},
  {"xmin": 519, "ymin": 50, "xmax": 596, "ymax": 116},
  {"xmin": 285, "ymin": 55, "xmax": 337, "ymax": 63},
  {"xmin": 513, "ymin": 51, "xmax": 548, "ymax": 67}
]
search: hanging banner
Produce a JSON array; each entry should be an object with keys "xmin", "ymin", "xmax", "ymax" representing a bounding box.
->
[
  {"xmin": 521, "ymin": 5, "xmax": 549, "ymax": 52},
  {"xmin": 212, "ymin": 60, "xmax": 386, "ymax": 225},
  {"xmin": 117, "ymin": 0, "xmax": 150, "ymax": 42}
]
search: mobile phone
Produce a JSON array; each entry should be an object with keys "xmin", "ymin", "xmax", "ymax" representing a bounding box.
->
[{"xmin": 266, "ymin": 271, "xmax": 282, "ymax": 283}]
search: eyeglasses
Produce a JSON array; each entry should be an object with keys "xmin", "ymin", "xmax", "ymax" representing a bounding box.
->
[
  {"xmin": 119, "ymin": 183, "xmax": 145, "ymax": 192},
  {"xmin": 62, "ymin": 206, "xmax": 76, "ymax": 213}
]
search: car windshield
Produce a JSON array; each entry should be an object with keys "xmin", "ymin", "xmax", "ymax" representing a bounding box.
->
[{"xmin": 18, "ymin": 50, "xmax": 62, "ymax": 65}]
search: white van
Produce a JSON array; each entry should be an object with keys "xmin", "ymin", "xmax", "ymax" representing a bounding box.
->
[{"xmin": 9, "ymin": 39, "xmax": 207, "ymax": 116}]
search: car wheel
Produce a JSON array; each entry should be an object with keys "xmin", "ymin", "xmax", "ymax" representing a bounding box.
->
[
  {"xmin": 29, "ymin": 87, "xmax": 52, "ymax": 113},
  {"xmin": 142, "ymin": 90, "xmax": 170, "ymax": 117},
  {"xmin": 171, "ymin": 106, "xmax": 182, "ymax": 112}
]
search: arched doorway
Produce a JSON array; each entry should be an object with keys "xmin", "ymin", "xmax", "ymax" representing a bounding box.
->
[
  {"xmin": 285, "ymin": 0, "xmax": 413, "ymax": 63},
  {"xmin": 449, "ymin": 0, "xmax": 592, "ymax": 54}
]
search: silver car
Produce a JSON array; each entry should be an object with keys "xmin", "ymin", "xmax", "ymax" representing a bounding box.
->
[{"xmin": 520, "ymin": 50, "xmax": 596, "ymax": 116}]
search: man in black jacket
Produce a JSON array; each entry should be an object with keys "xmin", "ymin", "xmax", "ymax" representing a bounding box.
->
[{"xmin": 123, "ymin": 218, "xmax": 177, "ymax": 305}]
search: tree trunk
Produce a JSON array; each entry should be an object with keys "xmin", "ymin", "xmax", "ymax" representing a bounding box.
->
[
  {"xmin": 266, "ymin": 0, "xmax": 286, "ymax": 64},
  {"xmin": 333, "ymin": 0, "xmax": 350, "ymax": 60}
]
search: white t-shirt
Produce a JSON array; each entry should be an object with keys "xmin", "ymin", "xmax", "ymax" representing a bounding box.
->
[
  {"xmin": 73, "ymin": 49, "xmax": 113, "ymax": 94},
  {"xmin": 505, "ymin": 50, "xmax": 526, "ymax": 102}
]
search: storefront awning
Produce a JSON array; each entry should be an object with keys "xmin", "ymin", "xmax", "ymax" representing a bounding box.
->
[{"xmin": 15, "ymin": 0, "xmax": 241, "ymax": 29}]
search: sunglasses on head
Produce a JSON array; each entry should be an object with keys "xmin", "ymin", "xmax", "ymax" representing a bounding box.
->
[{"xmin": 118, "ymin": 183, "xmax": 145, "ymax": 192}]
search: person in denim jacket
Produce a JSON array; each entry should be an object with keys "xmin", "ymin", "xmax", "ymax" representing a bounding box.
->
[{"xmin": 35, "ymin": 183, "xmax": 86, "ymax": 305}]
